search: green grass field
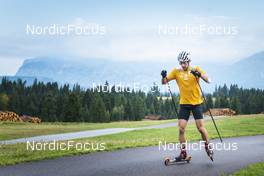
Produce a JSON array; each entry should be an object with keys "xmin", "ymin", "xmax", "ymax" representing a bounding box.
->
[
  {"xmin": 0, "ymin": 114, "xmax": 263, "ymax": 166},
  {"xmin": 230, "ymin": 162, "xmax": 264, "ymax": 176},
  {"xmin": 0, "ymin": 119, "xmax": 176, "ymax": 140}
]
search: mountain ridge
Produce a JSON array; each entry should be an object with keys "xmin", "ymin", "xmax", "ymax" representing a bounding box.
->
[{"xmin": 4, "ymin": 51, "xmax": 263, "ymax": 92}]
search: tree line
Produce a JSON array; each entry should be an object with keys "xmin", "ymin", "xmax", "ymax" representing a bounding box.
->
[
  {"xmin": 0, "ymin": 78, "xmax": 176, "ymax": 122},
  {"xmin": 209, "ymin": 84, "xmax": 264, "ymax": 114},
  {"xmin": 0, "ymin": 78, "xmax": 263, "ymax": 122}
]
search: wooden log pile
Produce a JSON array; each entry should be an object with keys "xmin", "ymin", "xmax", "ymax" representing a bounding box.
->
[
  {"xmin": 0, "ymin": 111, "xmax": 23, "ymax": 122},
  {"xmin": 31, "ymin": 117, "xmax": 41, "ymax": 123},
  {"xmin": 0, "ymin": 111, "xmax": 41, "ymax": 123},
  {"xmin": 144, "ymin": 115, "xmax": 166, "ymax": 120},
  {"xmin": 204, "ymin": 108, "xmax": 236, "ymax": 116},
  {"xmin": 20, "ymin": 115, "xmax": 41, "ymax": 123}
]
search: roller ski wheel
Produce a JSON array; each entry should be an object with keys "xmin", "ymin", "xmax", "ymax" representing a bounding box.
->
[{"xmin": 164, "ymin": 156, "xmax": 192, "ymax": 166}]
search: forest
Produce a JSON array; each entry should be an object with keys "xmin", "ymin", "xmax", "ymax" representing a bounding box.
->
[{"xmin": 0, "ymin": 78, "xmax": 263, "ymax": 122}]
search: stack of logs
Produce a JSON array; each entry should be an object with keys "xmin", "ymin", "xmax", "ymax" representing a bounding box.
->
[
  {"xmin": 0, "ymin": 111, "xmax": 23, "ymax": 122},
  {"xmin": 204, "ymin": 108, "xmax": 236, "ymax": 116},
  {"xmin": 144, "ymin": 115, "xmax": 166, "ymax": 120},
  {"xmin": 20, "ymin": 115, "xmax": 41, "ymax": 123},
  {"xmin": 0, "ymin": 111, "xmax": 41, "ymax": 123}
]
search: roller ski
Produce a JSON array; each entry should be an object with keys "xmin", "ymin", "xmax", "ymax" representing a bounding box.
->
[
  {"xmin": 205, "ymin": 143, "xmax": 214, "ymax": 162},
  {"xmin": 164, "ymin": 150, "xmax": 191, "ymax": 166}
]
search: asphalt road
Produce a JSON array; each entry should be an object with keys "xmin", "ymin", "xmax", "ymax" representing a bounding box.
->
[{"xmin": 1, "ymin": 135, "xmax": 264, "ymax": 176}]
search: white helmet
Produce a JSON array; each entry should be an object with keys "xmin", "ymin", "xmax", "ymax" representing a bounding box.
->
[{"xmin": 178, "ymin": 51, "xmax": 191, "ymax": 63}]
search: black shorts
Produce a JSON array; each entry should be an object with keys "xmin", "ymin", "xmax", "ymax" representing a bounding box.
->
[{"xmin": 178, "ymin": 104, "xmax": 203, "ymax": 121}]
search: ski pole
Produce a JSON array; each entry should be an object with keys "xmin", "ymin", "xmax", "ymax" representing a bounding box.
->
[
  {"xmin": 166, "ymin": 78, "xmax": 179, "ymax": 118},
  {"xmin": 194, "ymin": 77, "xmax": 223, "ymax": 143}
]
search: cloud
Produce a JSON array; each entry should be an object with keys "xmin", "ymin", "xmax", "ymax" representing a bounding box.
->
[
  {"xmin": 0, "ymin": 15, "xmax": 263, "ymax": 70},
  {"xmin": 0, "ymin": 56, "xmax": 23, "ymax": 75}
]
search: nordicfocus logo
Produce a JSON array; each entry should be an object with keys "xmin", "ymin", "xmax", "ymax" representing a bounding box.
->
[
  {"xmin": 158, "ymin": 141, "xmax": 238, "ymax": 151},
  {"xmin": 26, "ymin": 23, "xmax": 106, "ymax": 36},
  {"xmin": 26, "ymin": 140, "xmax": 106, "ymax": 151},
  {"xmin": 158, "ymin": 24, "xmax": 238, "ymax": 36},
  {"xmin": 92, "ymin": 82, "xmax": 167, "ymax": 93}
]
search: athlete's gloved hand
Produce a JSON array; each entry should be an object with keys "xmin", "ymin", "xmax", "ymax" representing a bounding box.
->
[
  {"xmin": 190, "ymin": 69, "xmax": 201, "ymax": 77},
  {"xmin": 161, "ymin": 70, "xmax": 167, "ymax": 78}
]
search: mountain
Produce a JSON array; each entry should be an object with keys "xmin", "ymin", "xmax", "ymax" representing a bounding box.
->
[
  {"xmin": 199, "ymin": 51, "xmax": 264, "ymax": 90},
  {"xmin": 226, "ymin": 51, "xmax": 264, "ymax": 88},
  {"xmin": 15, "ymin": 57, "xmax": 167, "ymax": 88},
  {"xmin": 12, "ymin": 51, "xmax": 264, "ymax": 92}
]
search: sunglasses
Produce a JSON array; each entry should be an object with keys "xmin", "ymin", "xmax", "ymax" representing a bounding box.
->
[{"xmin": 179, "ymin": 61, "xmax": 188, "ymax": 65}]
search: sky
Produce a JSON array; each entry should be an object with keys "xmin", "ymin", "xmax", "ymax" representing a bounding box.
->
[{"xmin": 0, "ymin": 0, "xmax": 264, "ymax": 75}]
